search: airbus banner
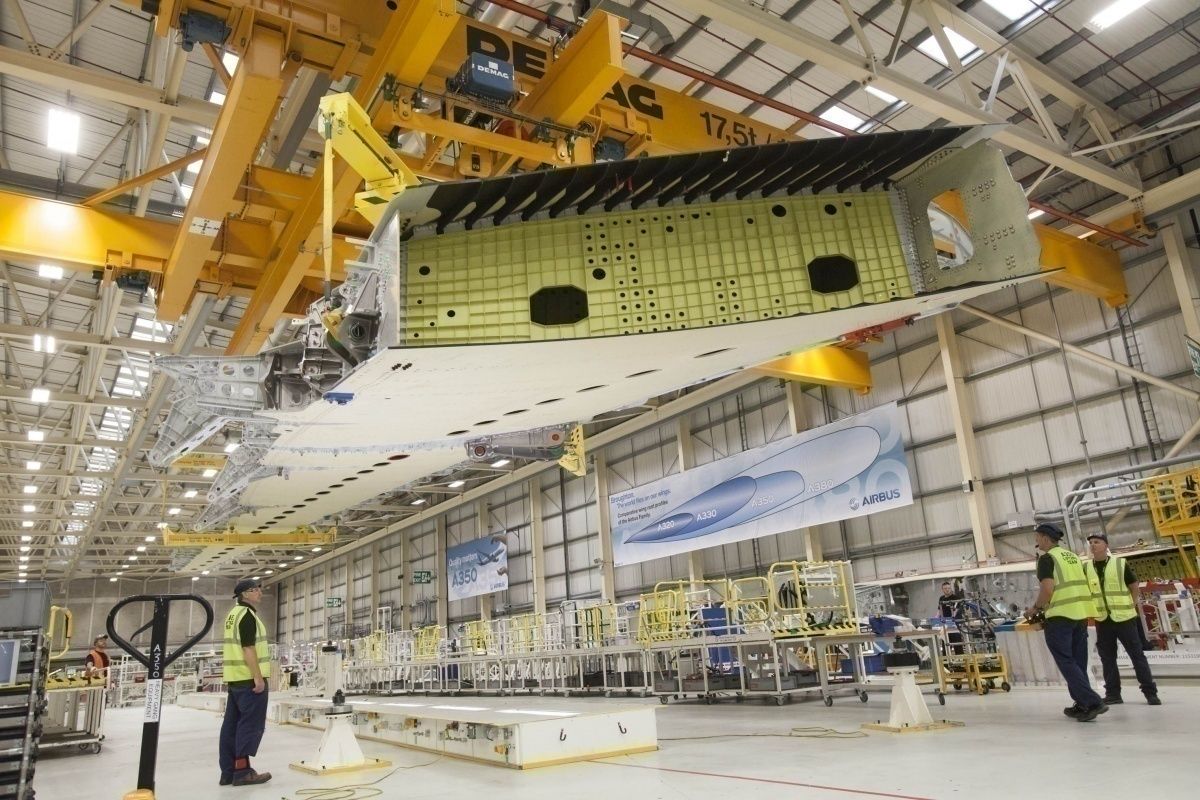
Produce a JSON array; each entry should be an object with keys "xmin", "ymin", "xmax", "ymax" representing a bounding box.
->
[
  {"xmin": 609, "ymin": 402, "xmax": 912, "ymax": 566},
  {"xmin": 446, "ymin": 534, "xmax": 509, "ymax": 602}
]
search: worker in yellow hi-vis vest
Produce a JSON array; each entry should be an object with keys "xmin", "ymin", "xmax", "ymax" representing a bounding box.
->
[
  {"xmin": 1024, "ymin": 524, "xmax": 1107, "ymax": 722},
  {"xmin": 1083, "ymin": 532, "xmax": 1161, "ymax": 706},
  {"xmin": 219, "ymin": 578, "xmax": 272, "ymax": 786}
]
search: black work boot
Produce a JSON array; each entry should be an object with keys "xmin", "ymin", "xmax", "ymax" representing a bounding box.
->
[
  {"xmin": 1102, "ymin": 695, "xmax": 1123, "ymax": 705},
  {"xmin": 232, "ymin": 770, "xmax": 272, "ymax": 786}
]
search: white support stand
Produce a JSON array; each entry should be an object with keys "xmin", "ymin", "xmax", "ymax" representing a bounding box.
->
[
  {"xmin": 291, "ymin": 693, "xmax": 391, "ymax": 776},
  {"xmin": 863, "ymin": 660, "xmax": 964, "ymax": 734}
]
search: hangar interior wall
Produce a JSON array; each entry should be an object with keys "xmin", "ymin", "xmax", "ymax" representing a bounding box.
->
[{"xmin": 275, "ymin": 229, "xmax": 1200, "ymax": 641}]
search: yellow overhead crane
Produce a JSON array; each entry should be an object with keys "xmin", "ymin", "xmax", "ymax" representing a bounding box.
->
[{"xmin": 1, "ymin": 0, "xmax": 1132, "ymax": 362}]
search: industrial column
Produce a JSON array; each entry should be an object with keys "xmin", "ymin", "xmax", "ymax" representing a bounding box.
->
[
  {"xmin": 676, "ymin": 417, "xmax": 705, "ymax": 588},
  {"xmin": 435, "ymin": 516, "xmax": 449, "ymax": 627},
  {"xmin": 784, "ymin": 381, "xmax": 824, "ymax": 561},
  {"xmin": 476, "ymin": 499, "xmax": 493, "ymax": 621},
  {"xmin": 594, "ymin": 452, "xmax": 618, "ymax": 603},
  {"xmin": 1162, "ymin": 217, "xmax": 1200, "ymax": 342},
  {"xmin": 935, "ymin": 313, "xmax": 996, "ymax": 564},
  {"xmin": 398, "ymin": 529, "xmax": 412, "ymax": 631},
  {"xmin": 528, "ymin": 478, "xmax": 548, "ymax": 615}
]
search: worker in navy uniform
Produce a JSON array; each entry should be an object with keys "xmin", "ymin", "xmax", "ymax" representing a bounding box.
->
[
  {"xmin": 1083, "ymin": 532, "xmax": 1161, "ymax": 706},
  {"xmin": 1024, "ymin": 523, "xmax": 1107, "ymax": 722},
  {"xmin": 219, "ymin": 578, "xmax": 272, "ymax": 786},
  {"xmin": 938, "ymin": 581, "xmax": 965, "ymax": 619},
  {"xmin": 83, "ymin": 634, "xmax": 110, "ymax": 682}
]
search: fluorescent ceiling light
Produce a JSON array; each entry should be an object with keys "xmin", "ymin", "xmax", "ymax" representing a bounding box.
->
[
  {"xmin": 20, "ymin": 535, "xmax": 32, "ymax": 542},
  {"xmin": 202, "ymin": 468, "xmax": 218, "ymax": 478},
  {"xmin": 33, "ymin": 333, "xmax": 56, "ymax": 353},
  {"xmin": 192, "ymin": 576, "xmax": 200, "ymax": 581},
  {"xmin": 26, "ymin": 461, "xmax": 42, "ymax": 471},
  {"xmin": 23, "ymin": 486, "xmax": 36, "ymax": 494},
  {"xmin": 20, "ymin": 546, "xmax": 30, "ymax": 552},
  {"xmin": 19, "ymin": 556, "xmax": 29, "ymax": 562},
  {"xmin": 490, "ymin": 459, "xmax": 511, "ymax": 468},
  {"xmin": 917, "ymin": 28, "xmax": 981, "ymax": 66},
  {"xmin": 278, "ymin": 563, "xmax": 287, "ymax": 568},
  {"xmin": 311, "ymin": 546, "xmax": 322, "ymax": 553},
  {"xmin": 30, "ymin": 388, "xmax": 50, "ymax": 403},
  {"xmin": 17, "ymin": 579, "xmax": 26, "ymax": 584},
  {"xmin": 28, "ymin": 430, "xmax": 45, "ymax": 442},
  {"xmin": 179, "ymin": 184, "xmax": 193, "ymax": 201},
  {"xmin": 294, "ymin": 555, "xmax": 304, "ymax": 561},
  {"xmin": 145, "ymin": 536, "xmax": 156, "ymax": 542},
  {"xmin": 201, "ymin": 570, "xmax": 210, "ymax": 575},
  {"xmin": 1090, "ymin": 0, "xmax": 1150, "ymax": 30},
  {"xmin": 46, "ymin": 108, "xmax": 80, "ymax": 154},
  {"xmin": 264, "ymin": 570, "xmax": 273, "ymax": 575},
  {"xmin": 1027, "ymin": 209, "xmax": 1046, "ymax": 220},
  {"xmin": 136, "ymin": 546, "xmax": 146, "ymax": 553},
  {"xmin": 21, "ymin": 521, "xmax": 34, "ymax": 528},
  {"xmin": 168, "ymin": 507, "xmax": 181, "ymax": 515},
  {"xmin": 982, "ymin": 0, "xmax": 1039, "ymax": 21},
  {"xmin": 411, "ymin": 498, "xmax": 427, "ymax": 505},
  {"xmin": 184, "ymin": 489, "xmax": 198, "ymax": 498},
  {"xmin": 864, "ymin": 85, "xmax": 899, "ymax": 105},
  {"xmin": 22, "ymin": 505, "xmax": 34, "ymax": 513},
  {"xmin": 128, "ymin": 555, "xmax": 138, "ymax": 561},
  {"xmin": 156, "ymin": 522, "xmax": 169, "ymax": 529},
  {"xmin": 224, "ymin": 442, "xmax": 240, "ymax": 454},
  {"xmin": 818, "ymin": 106, "xmax": 865, "ymax": 133},
  {"xmin": 110, "ymin": 577, "xmax": 118, "ymax": 582},
  {"xmin": 38, "ymin": 263, "xmax": 65, "ymax": 280},
  {"xmin": 447, "ymin": 480, "xmax": 465, "ymax": 489}
]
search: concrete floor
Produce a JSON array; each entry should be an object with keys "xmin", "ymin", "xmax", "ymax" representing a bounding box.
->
[{"xmin": 35, "ymin": 687, "xmax": 1193, "ymax": 799}]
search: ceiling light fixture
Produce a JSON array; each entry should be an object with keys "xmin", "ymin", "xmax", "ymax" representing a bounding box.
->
[
  {"xmin": 30, "ymin": 388, "xmax": 50, "ymax": 404},
  {"xmin": 168, "ymin": 507, "xmax": 181, "ymax": 515},
  {"xmin": 20, "ymin": 535, "xmax": 32, "ymax": 542},
  {"xmin": 28, "ymin": 430, "xmax": 45, "ymax": 442},
  {"xmin": 136, "ymin": 546, "xmax": 146, "ymax": 553},
  {"xmin": 23, "ymin": 486, "xmax": 36, "ymax": 494},
  {"xmin": 19, "ymin": 546, "xmax": 30, "ymax": 552},
  {"xmin": 21, "ymin": 521, "xmax": 33, "ymax": 528},
  {"xmin": 22, "ymin": 505, "xmax": 35, "ymax": 513},
  {"xmin": 294, "ymin": 555, "xmax": 303, "ymax": 561},
  {"xmin": 202, "ymin": 468, "xmax": 218, "ymax": 478},
  {"xmin": 311, "ymin": 547, "xmax": 322, "ymax": 553},
  {"xmin": 278, "ymin": 563, "xmax": 287, "ymax": 568},
  {"xmin": 191, "ymin": 576, "xmax": 200, "ymax": 581},
  {"xmin": 264, "ymin": 570, "xmax": 273, "ymax": 575},
  {"xmin": 38, "ymin": 263, "xmax": 65, "ymax": 280},
  {"xmin": 447, "ymin": 480, "xmax": 465, "ymax": 489},
  {"xmin": 201, "ymin": 570, "xmax": 210, "ymax": 575},
  {"xmin": 490, "ymin": 459, "xmax": 511, "ymax": 468},
  {"xmin": 184, "ymin": 489, "xmax": 197, "ymax": 498},
  {"xmin": 864, "ymin": 85, "xmax": 899, "ymax": 105},
  {"xmin": 33, "ymin": 333, "xmax": 57, "ymax": 353},
  {"xmin": 128, "ymin": 555, "xmax": 138, "ymax": 561},
  {"xmin": 1090, "ymin": 0, "xmax": 1150, "ymax": 31},
  {"xmin": 46, "ymin": 108, "xmax": 80, "ymax": 154},
  {"xmin": 110, "ymin": 577, "xmax": 118, "ymax": 582},
  {"xmin": 26, "ymin": 461, "xmax": 42, "ymax": 471},
  {"xmin": 411, "ymin": 498, "xmax": 427, "ymax": 505},
  {"xmin": 145, "ymin": 536, "xmax": 155, "ymax": 543}
]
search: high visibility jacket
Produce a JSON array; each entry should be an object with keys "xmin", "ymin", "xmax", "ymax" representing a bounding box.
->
[
  {"xmin": 85, "ymin": 649, "xmax": 109, "ymax": 673},
  {"xmin": 1045, "ymin": 547, "xmax": 1098, "ymax": 621},
  {"xmin": 1084, "ymin": 556, "xmax": 1138, "ymax": 623},
  {"xmin": 223, "ymin": 604, "xmax": 271, "ymax": 682}
]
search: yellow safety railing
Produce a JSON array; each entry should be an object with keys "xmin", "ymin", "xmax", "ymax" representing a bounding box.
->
[
  {"xmin": 413, "ymin": 625, "xmax": 444, "ymax": 661},
  {"xmin": 1143, "ymin": 468, "xmax": 1200, "ymax": 578},
  {"xmin": 767, "ymin": 560, "xmax": 859, "ymax": 637},
  {"xmin": 730, "ymin": 577, "xmax": 772, "ymax": 633},
  {"xmin": 47, "ymin": 605, "xmax": 73, "ymax": 661},
  {"xmin": 637, "ymin": 588, "xmax": 689, "ymax": 644},
  {"xmin": 462, "ymin": 619, "xmax": 495, "ymax": 655}
]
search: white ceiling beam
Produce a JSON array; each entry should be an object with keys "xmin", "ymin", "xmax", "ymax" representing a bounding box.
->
[
  {"xmin": 0, "ymin": 384, "xmax": 147, "ymax": 409},
  {"xmin": 47, "ymin": 0, "xmax": 114, "ymax": 61},
  {"xmin": 0, "ymin": 43, "xmax": 219, "ymax": 126},
  {"xmin": 685, "ymin": 0, "xmax": 1142, "ymax": 198},
  {"xmin": 922, "ymin": 0, "xmax": 1130, "ymax": 130}
]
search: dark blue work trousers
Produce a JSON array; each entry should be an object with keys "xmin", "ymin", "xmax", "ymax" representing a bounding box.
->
[
  {"xmin": 1096, "ymin": 618, "xmax": 1158, "ymax": 699},
  {"xmin": 1043, "ymin": 619, "xmax": 1102, "ymax": 710},
  {"xmin": 219, "ymin": 686, "xmax": 268, "ymax": 778}
]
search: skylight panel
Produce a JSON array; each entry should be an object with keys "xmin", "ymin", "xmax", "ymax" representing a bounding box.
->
[
  {"xmin": 981, "ymin": 0, "xmax": 1041, "ymax": 21},
  {"xmin": 818, "ymin": 106, "xmax": 865, "ymax": 134},
  {"xmin": 1090, "ymin": 0, "xmax": 1151, "ymax": 30},
  {"xmin": 47, "ymin": 108, "xmax": 80, "ymax": 154},
  {"xmin": 917, "ymin": 28, "xmax": 981, "ymax": 66}
]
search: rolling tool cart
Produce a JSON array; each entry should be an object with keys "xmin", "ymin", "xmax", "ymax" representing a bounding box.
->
[{"xmin": 0, "ymin": 627, "xmax": 49, "ymax": 800}]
